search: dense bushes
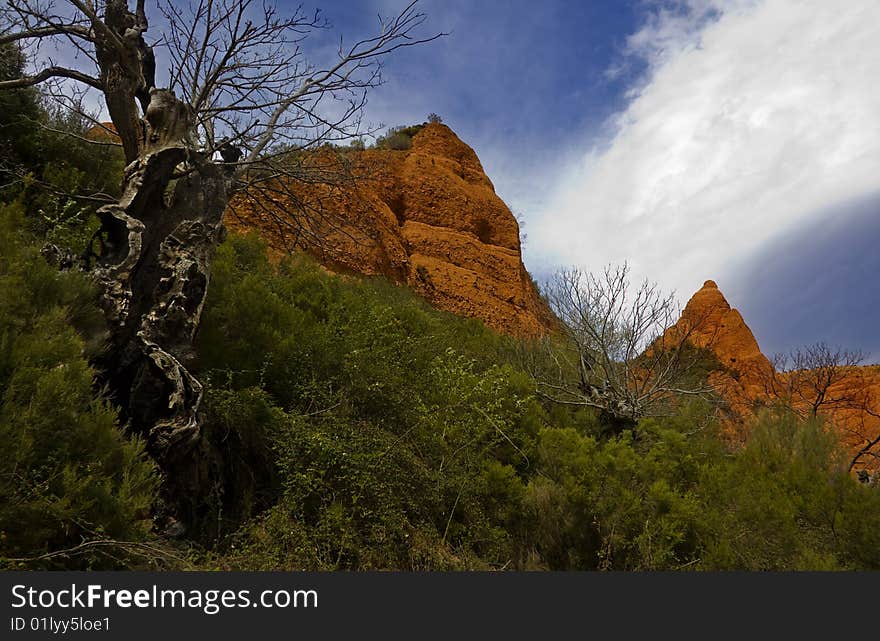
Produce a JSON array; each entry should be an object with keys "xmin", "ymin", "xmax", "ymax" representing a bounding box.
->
[
  {"xmin": 0, "ymin": 203, "xmax": 158, "ymax": 569},
  {"xmin": 698, "ymin": 412, "xmax": 880, "ymax": 570},
  {"xmin": 192, "ymin": 234, "xmax": 880, "ymax": 571},
  {"xmin": 528, "ymin": 407, "xmax": 880, "ymax": 570},
  {"xmin": 527, "ymin": 413, "xmax": 710, "ymax": 570},
  {"xmin": 0, "ymin": 44, "xmax": 42, "ymax": 171},
  {"xmin": 0, "ymin": 44, "xmax": 122, "ymax": 254},
  {"xmin": 195, "ymin": 235, "xmax": 538, "ymax": 568},
  {"xmin": 1, "ymin": 203, "xmax": 878, "ymax": 570}
]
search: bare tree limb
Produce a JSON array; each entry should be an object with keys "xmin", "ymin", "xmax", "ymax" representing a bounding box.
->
[
  {"xmin": 0, "ymin": 24, "xmax": 92, "ymax": 46},
  {"xmin": 530, "ymin": 263, "xmax": 716, "ymax": 428},
  {"xmin": 0, "ymin": 64, "xmax": 102, "ymax": 90}
]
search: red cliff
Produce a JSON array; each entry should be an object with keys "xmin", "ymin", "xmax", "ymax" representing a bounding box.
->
[{"xmin": 226, "ymin": 123, "xmax": 553, "ymax": 337}]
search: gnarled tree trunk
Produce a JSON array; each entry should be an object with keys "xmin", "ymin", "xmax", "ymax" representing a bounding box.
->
[
  {"xmin": 84, "ymin": 3, "xmax": 231, "ymax": 524},
  {"xmin": 91, "ymin": 143, "xmax": 227, "ymax": 462}
]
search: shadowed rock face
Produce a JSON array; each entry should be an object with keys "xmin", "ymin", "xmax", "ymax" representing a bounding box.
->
[
  {"xmin": 673, "ymin": 280, "xmax": 880, "ymax": 469},
  {"xmin": 227, "ymin": 123, "xmax": 554, "ymax": 338}
]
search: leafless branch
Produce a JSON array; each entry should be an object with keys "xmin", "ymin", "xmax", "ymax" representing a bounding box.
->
[
  {"xmin": 767, "ymin": 342, "xmax": 866, "ymax": 418},
  {"xmin": 0, "ymin": 64, "xmax": 102, "ymax": 90},
  {"xmin": 3, "ymin": 538, "xmax": 190, "ymax": 569},
  {"xmin": 530, "ymin": 263, "xmax": 716, "ymax": 428},
  {"xmin": 0, "ymin": 23, "xmax": 91, "ymax": 46}
]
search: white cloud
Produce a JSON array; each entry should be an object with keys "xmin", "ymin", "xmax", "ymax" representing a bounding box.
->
[{"xmin": 529, "ymin": 0, "xmax": 880, "ymax": 306}]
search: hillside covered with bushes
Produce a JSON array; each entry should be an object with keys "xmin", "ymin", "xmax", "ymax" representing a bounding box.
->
[
  {"xmin": 2, "ymin": 208, "xmax": 880, "ymax": 569},
  {"xmin": 2, "ymin": 40, "xmax": 880, "ymax": 571}
]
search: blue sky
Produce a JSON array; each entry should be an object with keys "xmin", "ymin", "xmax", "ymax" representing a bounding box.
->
[
  {"xmin": 311, "ymin": 1, "xmax": 643, "ymax": 145},
  {"xmin": 296, "ymin": 0, "xmax": 880, "ymax": 360}
]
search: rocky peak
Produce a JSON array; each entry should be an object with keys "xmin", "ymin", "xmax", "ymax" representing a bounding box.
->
[
  {"xmin": 227, "ymin": 122, "xmax": 554, "ymax": 337},
  {"xmin": 677, "ymin": 280, "xmax": 880, "ymax": 468},
  {"xmin": 677, "ymin": 279, "xmax": 772, "ymax": 375}
]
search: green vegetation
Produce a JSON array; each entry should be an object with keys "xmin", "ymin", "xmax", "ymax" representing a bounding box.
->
[
  {"xmin": 1, "ymin": 72, "xmax": 878, "ymax": 571},
  {"xmin": 185, "ymin": 234, "xmax": 880, "ymax": 570},
  {"xmin": 193, "ymin": 235, "xmax": 531, "ymax": 568},
  {"xmin": 3, "ymin": 199, "xmax": 879, "ymax": 570},
  {"xmin": 373, "ymin": 123, "xmax": 427, "ymax": 150},
  {"xmin": 0, "ymin": 44, "xmax": 124, "ymax": 255},
  {"xmin": 0, "ymin": 44, "xmax": 42, "ymax": 171},
  {"xmin": 0, "ymin": 202, "xmax": 158, "ymax": 569}
]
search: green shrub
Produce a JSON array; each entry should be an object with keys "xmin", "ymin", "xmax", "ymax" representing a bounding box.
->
[
  {"xmin": 0, "ymin": 44, "xmax": 42, "ymax": 172},
  {"xmin": 373, "ymin": 124, "xmax": 426, "ymax": 150},
  {"xmin": 698, "ymin": 411, "xmax": 880, "ymax": 570},
  {"xmin": 195, "ymin": 234, "xmax": 535, "ymax": 568},
  {"xmin": 0, "ymin": 203, "xmax": 158, "ymax": 569},
  {"xmin": 195, "ymin": 233, "xmax": 880, "ymax": 572},
  {"xmin": 525, "ymin": 414, "xmax": 709, "ymax": 570},
  {"xmin": 0, "ymin": 53, "xmax": 123, "ymax": 250}
]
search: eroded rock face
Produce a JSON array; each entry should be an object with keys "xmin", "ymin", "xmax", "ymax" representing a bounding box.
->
[
  {"xmin": 674, "ymin": 280, "xmax": 775, "ymax": 433},
  {"xmin": 678, "ymin": 281, "xmax": 771, "ymax": 372},
  {"xmin": 227, "ymin": 123, "xmax": 554, "ymax": 338},
  {"xmin": 674, "ymin": 280, "xmax": 880, "ymax": 468}
]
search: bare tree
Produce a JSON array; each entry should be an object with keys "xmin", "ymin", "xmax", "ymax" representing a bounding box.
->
[
  {"xmin": 0, "ymin": 1, "xmax": 441, "ymax": 495},
  {"xmin": 767, "ymin": 343, "xmax": 865, "ymax": 418},
  {"xmin": 763, "ymin": 342, "xmax": 880, "ymax": 475},
  {"xmin": 531, "ymin": 263, "xmax": 714, "ymax": 431},
  {"xmin": 849, "ymin": 404, "xmax": 880, "ymax": 475}
]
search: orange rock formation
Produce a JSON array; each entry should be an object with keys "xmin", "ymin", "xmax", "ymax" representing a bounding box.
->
[
  {"xmin": 226, "ymin": 123, "xmax": 553, "ymax": 337},
  {"xmin": 674, "ymin": 280, "xmax": 880, "ymax": 469}
]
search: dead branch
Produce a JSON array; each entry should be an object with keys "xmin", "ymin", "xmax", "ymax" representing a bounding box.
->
[{"xmin": 532, "ymin": 263, "xmax": 716, "ymax": 426}]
